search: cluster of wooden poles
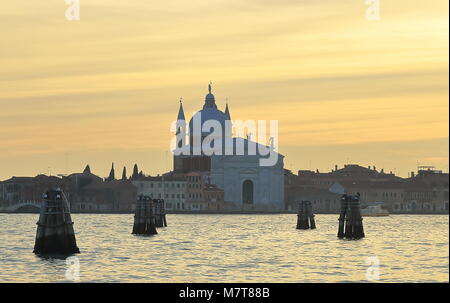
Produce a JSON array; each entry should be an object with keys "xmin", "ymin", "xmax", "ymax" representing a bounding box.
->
[
  {"xmin": 33, "ymin": 189, "xmax": 168, "ymax": 256},
  {"xmin": 132, "ymin": 195, "xmax": 167, "ymax": 235},
  {"xmin": 296, "ymin": 193, "xmax": 365, "ymax": 240},
  {"xmin": 337, "ymin": 193, "xmax": 365, "ymax": 240},
  {"xmin": 296, "ymin": 200, "xmax": 316, "ymax": 229}
]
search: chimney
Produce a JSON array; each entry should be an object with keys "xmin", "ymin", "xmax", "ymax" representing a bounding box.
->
[
  {"xmin": 335, "ymin": 165, "xmax": 338, "ymax": 171},
  {"xmin": 411, "ymin": 171, "xmax": 415, "ymax": 178},
  {"xmin": 373, "ymin": 166, "xmax": 376, "ymax": 171},
  {"xmin": 368, "ymin": 166, "xmax": 371, "ymax": 170}
]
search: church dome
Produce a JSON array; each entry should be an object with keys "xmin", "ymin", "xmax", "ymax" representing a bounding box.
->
[{"xmin": 189, "ymin": 108, "xmax": 227, "ymax": 136}]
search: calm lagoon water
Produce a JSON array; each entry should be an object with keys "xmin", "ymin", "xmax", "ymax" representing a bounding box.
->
[{"xmin": 0, "ymin": 214, "xmax": 448, "ymax": 282}]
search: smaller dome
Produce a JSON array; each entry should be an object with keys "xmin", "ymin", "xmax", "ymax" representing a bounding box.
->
[
  {"xmin": 203, "ymin": 92, "xmax": 217, "ymax": 109},
  {"xmin": 203, "ymin": 82, "xmax": 217, "ymax": 109}
]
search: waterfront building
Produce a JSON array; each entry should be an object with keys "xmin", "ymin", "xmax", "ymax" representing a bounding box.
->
[
  {"xmin": 286, "ymin": 164, "xmax": 404, "ymax": 212},
  {"xmin": 285, "ymin": 164, "xmax": 449, "ymax": 214},
  {"xmin": 0, "ymin": 165, "xmax": 137, "ymax": 213},
  {"xmin": 401, "ymin": 167, "xmax": 449, "ymax": 213},
  {"xmin": 185, "ymin": 172, "xmax": 206, "ymax": 211},
  {"xmin": 0, "ymin": 175, "xmax": 68, "ymax": 208},
  {"xmin": 202, "ymin": 184, "xmax": 225, "ymax": 211},
  {"xmin": 66, "ymin": 165, "xmax": 137, "ymax": 212},
  {"xmin": 131, "ymin": 175, "xmax": 187, "ymax": 211},
  {"xmin": 185, "ymin": 171, "xmax": 225, "ymax": 211},
  {"xmin": 131, "ymin": 172, "xmax": 225, "ymax": 212},
  {"xmin": 71, "ymin": 179, "xmax": 137, "ymax": 213}
]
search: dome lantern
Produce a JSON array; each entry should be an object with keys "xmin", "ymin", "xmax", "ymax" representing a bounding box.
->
[{"xmin": 203, "ymin": 82, "xmax": 217, "ymax": 109}]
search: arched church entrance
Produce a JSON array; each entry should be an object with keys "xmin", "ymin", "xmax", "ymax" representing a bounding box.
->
[{"xmin": 242, "ymin": 180, "xmax": 254, "ymax": 204}]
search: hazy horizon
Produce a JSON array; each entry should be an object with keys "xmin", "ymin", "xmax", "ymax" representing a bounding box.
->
[{"xmin": 1, "ymin": 0, "xmax": 448, "ymax": 180}]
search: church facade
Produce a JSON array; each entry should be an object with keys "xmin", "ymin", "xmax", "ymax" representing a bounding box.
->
[{"xmin": 172, "ymin": 84, "xmax": 285, "ymax": 211}]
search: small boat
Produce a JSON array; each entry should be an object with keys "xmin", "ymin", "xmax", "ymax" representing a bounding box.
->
[{"xmin": 361, "ymin": 205, "xmax": 389, "ymax": 217}]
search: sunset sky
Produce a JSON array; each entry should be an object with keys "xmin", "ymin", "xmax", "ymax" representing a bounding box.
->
[{"xmin": 0, "ymin": 0, "xmax": 448, "ymax": 180}]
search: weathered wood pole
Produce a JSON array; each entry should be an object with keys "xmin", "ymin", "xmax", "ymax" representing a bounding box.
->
[
  {"xmin": 33, "ymin": 189, "xmax": 80, "ymax": 255},
  {"xmin": 305, "ymin": 200, "xmax": 316, "ymax": 229},
  {"xmin": 161, "ymin": 199, "xmax": 167, "ymax": 227},
  {"xmin": 344, "ymin": 194, "xmax": 354, "ymax": 239},
  {"xmin": 153, "ymin": 199, "xmax": 162, "ymax": 228},
  {"xmin": 296, "ymin": 201, "xmax": 308, "ymax": 229},
  {"xmin": 132, "ymin": 195, "xmax": 142, "ymax": 234},
  {"xmin": 132, "ymin": 195, "xmax": 157, "ymax": 235},
  {"xmin": 337, "ymin": 194, "xmax": 348, "ymax": 239},
  {"xmin": 153, "ymin": 199, "xmax": 167, "ymax": 228},
  {"xmin": 338, "ymin": 193, "xmax": 365, "ymax": 240},
  {"xmin": 347, "ymin": 194, "xmax": 365, "ymax": 239},
  {"xmin": 297, "ymin": 200, "xmax": 315, "ymax": 229}
]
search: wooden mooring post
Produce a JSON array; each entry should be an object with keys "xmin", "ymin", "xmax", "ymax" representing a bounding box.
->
[
  {"xmin": 153, "ymin": 199, "xmax": 167, "ymax": 228},
  {"xmin": 33, "ymin": 189, "xmax": 80, "ymax": 255},
  {"xmin": 132, "ymin": 195, "xmax": 157, "ymax": 235},
  {"xmin": 296, "ymin": 200, "xmax": 316, "ymax": 230},
  {"xmin": 337, "ymin": 193, "xmax": 365, "ymax": 240},
  {"xmin": 337, "ymin": 194, "xmax": 348, "ymax": 238}
]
